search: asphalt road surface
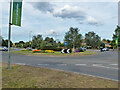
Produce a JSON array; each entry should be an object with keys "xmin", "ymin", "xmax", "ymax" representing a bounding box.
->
[{"xmin": 1, "ymin": 51, "xmax": 119, "ymax": 81}]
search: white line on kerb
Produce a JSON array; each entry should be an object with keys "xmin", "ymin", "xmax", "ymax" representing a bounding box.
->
[{"xmin": 75, "ymin": 64, "xmax": 86, "ymax": 66}]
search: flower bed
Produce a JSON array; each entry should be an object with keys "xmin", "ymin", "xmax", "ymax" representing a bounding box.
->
[
  {"xmin": 33, "ymin": 50, "xmax": 42, "ymax": 53},
  {"xmin": 45, "ymin": 50, "xmax": 54, "ymax": 53}
]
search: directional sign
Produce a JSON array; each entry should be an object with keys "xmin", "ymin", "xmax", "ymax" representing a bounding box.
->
[
  {"xmin": 115, "ymin": 38, "xmax": 118, "ymax": 44},
  {"xmin": 61, "ymin": 49, "xmax": 72, "ymax": 53},
  {"xmin": 65, "ymin": 42, "xmax": 67, "ymax": 45}
]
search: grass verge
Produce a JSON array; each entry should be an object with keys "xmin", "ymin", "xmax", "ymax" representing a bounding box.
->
[
  {"xmin": 2, "ymin": 63, "xmax": 118, "ymax": 88},
  {"xmin": 10, "ymin": 50, "xmax": 97, "ymax": 57}
]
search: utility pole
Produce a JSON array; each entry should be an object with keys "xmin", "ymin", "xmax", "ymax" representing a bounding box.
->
[
  {"xmin": 73, "ymin": 35, "xmax": 75, "ymax": 53},
  {"xmin": 29, "ymin": 31, "xmax": 32, "ymax": 48},
  {"xmin": 8, "ymin": 0, "xmax": 12, "ymax": 69}
]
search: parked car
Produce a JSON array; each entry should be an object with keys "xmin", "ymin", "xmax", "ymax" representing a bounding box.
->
[
  {"xmin": 82, "ymin": 48, "xmax": 87, "ymax": 51},
  {"xmin": 0, "ymin": 46, "xmax": 8, "ymax": 51},
  {"xmin": 3, "ymin": 47, "xmax": 8, "ymax": 51},
  {"xmin": 75, "ymin": 48, "xmax": 84, "ymax": 52},
  {"xmin": 102, "ymin": 48, "xmax": 109, "ymax": 51},
  {"xmin": 26, "ymin": 47, "xmax": 32, "ymax": 51}
]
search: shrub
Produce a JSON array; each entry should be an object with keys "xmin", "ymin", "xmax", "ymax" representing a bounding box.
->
[
  {"xmin": 21, "ymin": 49, "xmax": 27, "ymax": 51},
  {"xmin": 45, "ymin": 50, "xmax": 54, "ymax": 53},
  {"xmin": 41, "ymin": 46, "xmax": 62, "ymax": 51},
  {"xmin": 33, "ymin": 50, "xmax": 42, "ymax": 53}
]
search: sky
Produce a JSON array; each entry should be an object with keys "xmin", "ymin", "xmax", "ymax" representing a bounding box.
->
[{"xmin": 0, "ymin": 1, "xmax": 118, "ymax": 43}]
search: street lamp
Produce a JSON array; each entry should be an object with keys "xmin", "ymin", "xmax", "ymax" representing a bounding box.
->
[{"xmin": 29, "ymin": 31, "xmax": 32, "ymax": 48}]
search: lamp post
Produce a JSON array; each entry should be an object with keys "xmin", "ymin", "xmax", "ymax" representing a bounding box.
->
[
  {"xmin": 29, "ymin": 31, "xmax": 32, "ymax": 48},
  {"xmin": 8, "ymin": 0, "xmax": 12, "ymax": 69}
]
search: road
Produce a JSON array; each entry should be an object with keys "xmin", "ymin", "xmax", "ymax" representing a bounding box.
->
[{"xmin": 2, "ymin": 50, "xmax": 119, "ymax": 81}]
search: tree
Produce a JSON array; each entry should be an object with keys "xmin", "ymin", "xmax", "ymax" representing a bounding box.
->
[
  {"xmin": 19, "ymin": 41, "xmax": 25, "ymax": 44},
  {"xmin": 2, "ymin": 39, "xmax": 12, "ymax": 47},
  {"xmin": 85, "ymin": 32, "xmax": 102, "ymax": 49},
  {"xmin": 32, "ymin": 34, "xmax": 43, "ymax": 49},
  {"xmin": 112, "ymin": 25, "xmax": 120, "ymax": 48},
  {"xmin": 23, "ymin": 42, "xmax": 29, "ymax": 48},
  {"xmin": 102, "ymin": 39, "xmax": 106, "ymax": 42},
  {"xmin": 106, "ymin": 39, "xmax": 111, "ymax": 44},
  {"xmin": 64, "ymin": 27, "xmax": 82, "ymax": 49},
  {"xmin": 44, "ymin": 37, "xmax": 56, "ymax": 47}
]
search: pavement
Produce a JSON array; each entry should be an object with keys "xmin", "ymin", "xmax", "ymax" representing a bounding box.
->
[{"xmin": 1, "ymin": 50, "xmax": 119, "ymax": 81}]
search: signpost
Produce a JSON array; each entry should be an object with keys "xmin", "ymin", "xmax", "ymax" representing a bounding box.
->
[
  {"xmin": 115, "ymin": 38, "xmax": 118, "ymax": 45},
  {"xmin": 65, "ymin": 42, "xmax": 67, "ymax": 46},
  {"xmin": 115, "ymin": 38, "xmax": 118, "ymax": 50},
  {"xmin": 8, "ymin": 0, "xmax": 23, "ymax": 69},
  {"xmin": 8, "ymin": 0, "xmax": 12, "ymax": 69}
]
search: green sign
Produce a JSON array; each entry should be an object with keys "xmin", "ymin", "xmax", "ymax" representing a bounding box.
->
[
  {"xmin": 12, "ymin": 0, "xmax": 22, "ymax": 26},
  {"xmin": 115, "ymin": 38, "xmax": 118, "ymax": 44}
]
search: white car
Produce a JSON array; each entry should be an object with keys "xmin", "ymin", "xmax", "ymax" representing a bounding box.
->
[{"xmin": 102, "ymin": 48, "xmax": 109, "ymax": 51}]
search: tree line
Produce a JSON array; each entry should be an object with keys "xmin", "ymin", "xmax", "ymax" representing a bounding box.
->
[{"xmin": 1, "ymin": 26, "xmax": 120, "ymax": 49}]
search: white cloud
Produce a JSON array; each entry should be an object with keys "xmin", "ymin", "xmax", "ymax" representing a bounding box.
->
[
  {"xmin": 46, "ymin": 29, "xmax": 59, "ymax": 36},
  {"xmin": 87, "ymin": 16, "xmax": 101, "ymax": 25},
  {"xmin": 30, "ymin": 2, "xmax": 54, "ymax": 13},
  {"xmin": 31, "ymin": 3, "xmax": 103, "ymax": 26},
  {"xmin": 53, "ymin": 5, "xmax": 86, "ymax": 20}
]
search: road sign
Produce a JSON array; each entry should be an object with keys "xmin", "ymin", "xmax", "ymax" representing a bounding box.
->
[
  {"xmin": 115, "ymin": 38, "xmax": 118, "ymax": 44},
  {"xmin": 61, "ymin": 49, "xmax": 72, "ymax": 53},
  {"xmin": 12, "ymin": 0, "xmax": 22, "ymax": 26},
  {"xmin": 65, "ymin": 42, "xmax": 67, "ymax": 45}
]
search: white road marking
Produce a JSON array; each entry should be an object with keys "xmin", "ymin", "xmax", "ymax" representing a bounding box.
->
[
  {"xmin": 109, "ymin": 64, "xmax": 118, "ymax": 66},
  {"xmin": 75, "ymin": 64, "xmax": 86, "ymax": 66},
  {"xmin": 15, "ymin": 63, "xmax": 26, "ymax": 65},
  {"xmin": 38, "ymin": 64, "xmax": 49, "ymax": 65},
  {"xmin": 92, "ymin": 64, "xmax": 118, "ymax": 70},
  {"xmin": 92, "ymin": 64, "xmax": 103, "ymax": 66},
  {"xmin": 57, "ymin": 64, "xmax": 67, "ymax": 66}
]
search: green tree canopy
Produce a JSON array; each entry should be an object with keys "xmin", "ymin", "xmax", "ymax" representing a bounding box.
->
[
  {"xmin": 112, "ymin": 25, "xmax": 120, "ymax": 47},
  {"xmin": 85, "ymin": 31, "xmax": 102, "ymax": 49},
  {"xmin": 2, "ymin": 39, "xmax": 12, "ymax": 47},
  {"xmin": 32, "ymin": 34, "xmax": 43, "ymax": 49},
  {"xmin": 64, "ymin": 27, "xmax": 82, "ymax": 49},
  {"xmin": 44, "ymin": 37, "xmax": 56, "ymax": 47}
]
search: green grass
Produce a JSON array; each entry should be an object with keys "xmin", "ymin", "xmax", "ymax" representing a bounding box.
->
[
  {"xmin": 10, "ymin": 50, "xmax": 97, "ymax": 57},
  {"xmin": 2, "ymin": 63, "xmax": 118, "ymax": 88}
]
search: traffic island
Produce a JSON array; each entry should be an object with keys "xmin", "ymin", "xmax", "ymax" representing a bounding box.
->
[{"xmin": 10, "ymin": 50, "xmax": 98, "ymax": 57}]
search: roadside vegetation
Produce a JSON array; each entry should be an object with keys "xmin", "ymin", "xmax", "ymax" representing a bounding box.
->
[
  {"xmin": 1, "ymin": 26, "xmax": 120, "ymax": 51},
  {"xmin": 10, "ymin": 50, "xmax": 97, "ymax": 57},
  {"xmin": 2, "ymin": 63, "xmax": 118, "ymax": 88}
]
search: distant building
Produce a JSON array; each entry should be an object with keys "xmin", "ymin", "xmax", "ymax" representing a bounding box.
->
[
  {"xmin": 81, "ymin": 43, "xmax": 86, "ymax": 46},
  {"xmin": 102, "ymin": 41, "xmax": 112, "ymax": 48}
]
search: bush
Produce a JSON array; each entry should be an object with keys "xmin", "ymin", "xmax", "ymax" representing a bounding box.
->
[
  {"xmin": 21, "ymin": 49, "xmax": 28, "ymax": 51},
  {"xmin": 41, "ymin": 46, "xmax": 62, "ymax": 51},
  {"xmin": 33, "ymin": 50, "xmax": 42, "ymax": 53},
  {"xmin": 45, "ymin": 50, "xmax": 54, "ymax": 53}
]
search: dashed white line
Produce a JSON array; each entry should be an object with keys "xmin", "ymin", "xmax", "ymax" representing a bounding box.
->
[
  {"xmin": 38, "ymin": 64, "xmax": 49, "ymax": 65},
  {"xmin": 92, "ymin": 64, "xmax": 103, "ymax": 66},
  {"xmin": 92, "ymin": 64, "xmax": 118, "ymax": 70},
  {"xmin": 109, "ymin": 64, "xmax": 118, "ymax": 66},
  {"xmin": 75, "ymin": 64, "xmax": 87, "ymax": 66},
  {"xmin": 57, "ymin": 64, "xmax": 67, "ymax": 66}
]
